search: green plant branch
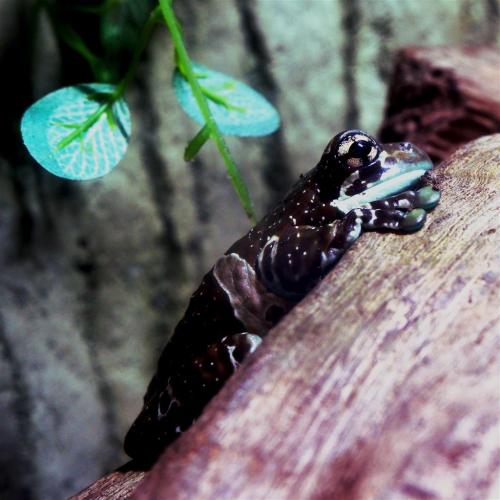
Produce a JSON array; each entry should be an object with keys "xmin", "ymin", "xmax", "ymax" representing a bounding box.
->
[
  {"xmin": 184, "ymin": 125, "xmax": 210, "ymax": 161},
  {"xmin": 52, "ymin": 21, "xmax": 104, "ymax": 79},
  {"xmin": 71, "ymin": 0, "xmax": 122, "ymax": 15},
  {"xmin": 56, "ymin": 6, "xmax": 162, "ymax": 150},
  {"xmin": 114, "ymin": 5, "xmax": 162, "ymax": 99},
  {"xmin": 49, "ymin": 0, "xmax": 256, "ymax": 223},
  {"xmin": 159, "ymin": 0, "xmax": 256, "ymax": 223},
  {"xmin": 39, "ymin": 1, "xmax": 106, "ymax": 80}
]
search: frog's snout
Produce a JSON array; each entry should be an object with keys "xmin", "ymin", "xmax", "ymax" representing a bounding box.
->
[{"xmin": 382, "ymin": 142, "xmax": 434, "ymax": 172}]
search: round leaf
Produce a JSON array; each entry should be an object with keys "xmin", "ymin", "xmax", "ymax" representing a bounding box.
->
[
  {"xmin": 173, "ymin": 63, "xmax": 280, "ymax": 137},
  {"xmin": 21, "ymin": 83, "xmax": 131, "ymax": 180}
]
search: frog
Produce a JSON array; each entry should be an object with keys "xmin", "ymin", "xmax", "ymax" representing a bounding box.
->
[{"xmin": 124, "ymin": 129, "xmax": 440, "ymax": 463}]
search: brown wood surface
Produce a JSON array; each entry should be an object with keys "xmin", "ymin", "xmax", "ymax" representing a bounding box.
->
[
  {"xmin": 0, "ymin": 0, "xmax": 497, "ymax": 493},
  {"xmin": 129, "ymin": 134, "xmax": 500, "ymax": 499},
  {"xmin": 69, "ymin": 133, "xmax": 500, "ymax": 500},
  {"xmin": 70, "ymin": 467, "xmax": 144, "ymax": 500},
  {"xmin": 380, "ymin": 46, "xmax": 500, "ymax": 162}
]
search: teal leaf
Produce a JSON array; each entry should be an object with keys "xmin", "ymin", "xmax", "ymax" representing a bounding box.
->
[
  {"xmin": 173, "ymin": 63, "xmax": 280, "ymax": 137},
  {"xmin": 21, "ymin": 83, "xmax": 131, "ymax": 180}
]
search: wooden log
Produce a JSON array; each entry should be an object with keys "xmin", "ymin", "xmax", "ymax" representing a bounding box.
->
[
  {"xmin": 379, "ymin": 46, "xmax": 500, "ymax": 163},
  {"xmin": 70, "ymin": 466, "xmax": 144, "ymax": 500},
  {"xmin": 129, "ymin": 134, "xmax": 500, "ymax": 499},
  {"xmin": 74, "ymin": 135, "xmax": 500, "ymax": 499}
]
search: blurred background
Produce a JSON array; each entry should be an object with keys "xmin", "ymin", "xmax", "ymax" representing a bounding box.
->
[{"xmin": 0, "ymin": 0, "xmax": 498, "ymax": 498}]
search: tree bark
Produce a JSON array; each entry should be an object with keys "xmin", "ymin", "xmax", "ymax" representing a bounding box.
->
[
  {"xmin": 74, "ymin": 134, "xmax": 500, "ymax": 499},
  {"xmin": 380, "ymin": 46, "xmax": 500, "ymax": 162},
  {"xmin": 71, "ymin": 469, "xmax": 144, "ymax": 500}
]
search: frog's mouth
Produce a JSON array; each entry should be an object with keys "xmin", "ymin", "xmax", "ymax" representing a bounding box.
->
[{"xmin": 331, "ymin": 142, "xmax": 433, "ymax": 213}]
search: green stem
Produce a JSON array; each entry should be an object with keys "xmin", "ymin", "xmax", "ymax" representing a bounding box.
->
[
  {"xmin": 159, "ymin": 0, "xmax": 256, "ymax": 224},
  {"xmin": 71, "ymin": 0, "xmax": 121, "ymax": 15},
  {"xmin": 56, "ymin": 6, "xmax": 161, "ymax": 150},
  {"xmin": 54, "ymin": 22, "xmax": 103, "ymax": 79},
  {"xmin": 184, "ymin": 125, "xmax": 211, "ymax": 161},
  {"xmin": 114, "ymin": 6, "xmax": 162, "ymax": 99}
]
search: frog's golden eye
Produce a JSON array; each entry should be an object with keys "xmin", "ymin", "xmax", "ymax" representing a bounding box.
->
[{"xmin": 333, "ymin": 130, "xmax": 381, "ymax": 169}]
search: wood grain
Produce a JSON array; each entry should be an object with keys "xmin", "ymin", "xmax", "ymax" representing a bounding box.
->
[
  {"xmin": 380, "ymin": 46, "xmax": 500, "ymax": 162},
  {"xmin": 70, "ymin": 468, "xmax": 145, "ymax": 500}
]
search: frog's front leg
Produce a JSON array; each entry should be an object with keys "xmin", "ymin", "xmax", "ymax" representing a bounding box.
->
[
  {"xmin": 256, "ymin": 197, "xmax": 436, "ymax": 299},
  {"xmin": 348, "ymin": 206, "xmax": 426, "ymax": 233},
  {"xmin": 256, "ymin": 223, "xmax": 343, "ymax": 300},
  {"xmin": 165, "ymin": 331, "xmax": 263, "ymax": 418},
  {"xmin": 254, "ymin": 217, "xmax": 368, "ymax": 299}
]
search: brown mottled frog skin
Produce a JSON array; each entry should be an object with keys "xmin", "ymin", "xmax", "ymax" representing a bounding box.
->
[{"xmin": 124, "ymin": 130, "xmax": 440, "ymax": 462}]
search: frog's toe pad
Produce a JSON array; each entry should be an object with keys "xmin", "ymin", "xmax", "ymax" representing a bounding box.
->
[
  {"xmin": 416, "ymin": 186, "xmax": 440, "ymax": 211},
  {"xmin": 401, "ymin": 208, "xmax": 427, "ymax": 232}
]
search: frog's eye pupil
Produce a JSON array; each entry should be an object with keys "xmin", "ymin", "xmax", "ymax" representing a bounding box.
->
[{"xmin": 349, "ymin": 140, "xmax": 372, "ymax": 158}]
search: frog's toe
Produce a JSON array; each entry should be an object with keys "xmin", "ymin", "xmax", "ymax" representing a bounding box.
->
[
  {"xmin": 415, "ymin": 186, "xmax": 440, "ymax": 211},
  {"xmin": 401, "ymin": 208, "xmax": 427, "ymax": 232}
]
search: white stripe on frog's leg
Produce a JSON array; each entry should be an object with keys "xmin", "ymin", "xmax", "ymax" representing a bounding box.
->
[
  {"xmin": 363, "ymin": 191, "xmax": 418, "ymax": 211},
  {"xmin": 352, "ymin": 207, "xmax": 427, "ymax": 232},
  {"xmin": 222, "ymin": 332, "xmax": 263, "ymax": 369},
  {"xmin": 256, "ymin": 235, "xmax": 280, "ymax": 295},
  {"xmin": 124, "ymin": 330, "xmax": 262, "ymax": 461}
]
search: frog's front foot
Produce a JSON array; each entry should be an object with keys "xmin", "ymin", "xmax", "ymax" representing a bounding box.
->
[
  {"xmin": 414, "ymin": 186, "xmax": 441, "ymax": 211},
  {"xmin": 400, "ymin": 208, "xmax": 427, "ymax": 232},
  {"xmin": 397, "ymin": 186, "xmax": 441, "ymax": 232}
]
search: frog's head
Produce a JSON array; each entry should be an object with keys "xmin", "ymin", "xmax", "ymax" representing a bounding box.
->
[{"xmin": 322, "ymin": 129, "xmax": 434, "ymax": 209}]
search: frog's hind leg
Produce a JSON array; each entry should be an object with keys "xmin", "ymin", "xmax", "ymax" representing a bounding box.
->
[
  {"xmin": 172, "ymin": 331, "xmax": 263, "ymax": 410},
  {"xmin": 165, "ymin": 331, "xmax": 262, "ymax": 424},
  {"xmin": 124, "ymin": 331, "xmax": 261, "ymax": 461}
]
